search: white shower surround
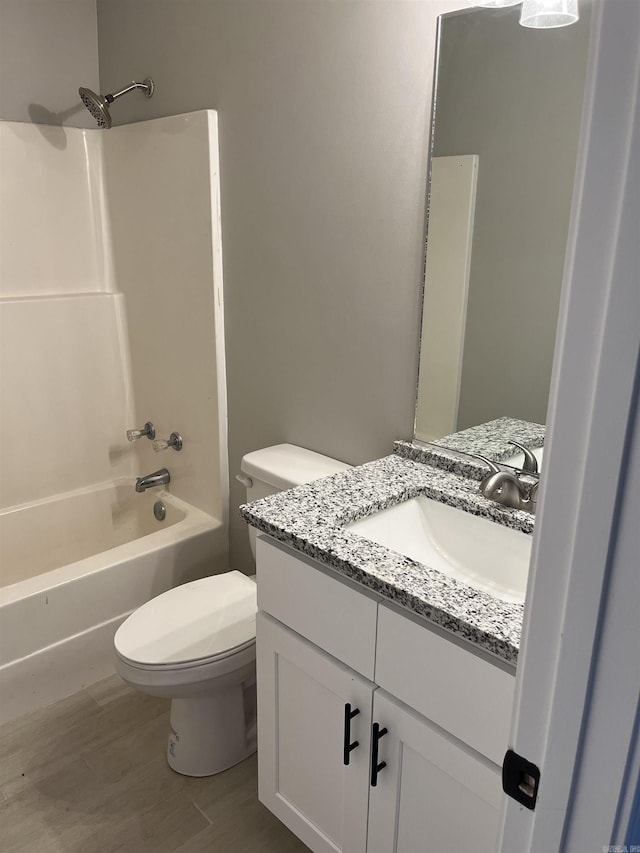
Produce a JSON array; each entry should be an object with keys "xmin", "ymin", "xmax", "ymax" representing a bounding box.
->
[{"xmin": 0, "ymin": 112, "xmax": 229, "ymax": 723}]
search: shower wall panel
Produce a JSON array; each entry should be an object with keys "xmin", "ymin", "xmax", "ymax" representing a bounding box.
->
[
  {"xmin": 0, "ymin": 122, "xmax": 108, "ymax": 297},
  {"xmin": 0, "ymin": 121, "xmax": 131, "ymax": 510},
  {"xmin": 0, "ymin": 113, "xmax": 226, "ymax": 524},
  {"xmin": 102, "ymin": 111, "xmax": 228, "ymax": 522},
  {"xmin": 0, "ymin": 293, "xmax": 134, "ymax": 509}
]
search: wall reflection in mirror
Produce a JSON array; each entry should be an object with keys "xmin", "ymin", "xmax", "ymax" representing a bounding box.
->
[{"xmin": 414, "ymin": 4, "xmax": 591, "ymax": 470}]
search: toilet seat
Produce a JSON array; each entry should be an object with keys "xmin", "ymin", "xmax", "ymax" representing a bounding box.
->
[
  {"xmin": 114, "ymin": 635, "xmax": 256, "ymax": 695},
  {"xmin": 114, "ymin": 571, "xmax": 257, "ymax": 670},
  {"xmin": 116, "ymin": 637, "xmax": 256, "ymax": 673}
]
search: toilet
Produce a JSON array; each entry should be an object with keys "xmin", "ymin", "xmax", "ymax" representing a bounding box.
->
[{"xmin": 113, "ymin": 444, "xmax": 350, "ymax": 777}]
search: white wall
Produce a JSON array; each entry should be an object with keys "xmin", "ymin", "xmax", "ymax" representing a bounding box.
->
[
  {"xmin": 0, "ymin": 0, "xmax": 99, "ymax": 128},
  {"xmin": 0, "ymin": 114, "xmax": 228, "ymax": 535},
  {"xmin": 102, "ymin": 111, "xmax": 228, "ymax": 522},
  {"xmin": 96, "ymin": 0, "xmax": 462, "ymax": 570},
  {"xmin": 0, "ymin": 0, "xmax": 119, "ymax": 507},
  {"xmin": 0, "ymin": 122, "xmax": 133, "ymax": 510},
  {"xmin": 0, "ymin": 122, "xmax": 107, "ymax": 296}
]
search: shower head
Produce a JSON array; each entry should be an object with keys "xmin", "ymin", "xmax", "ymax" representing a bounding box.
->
[
  {"xmin": 78, "ymin": 78, "xmax": 154, "ymax": 129},
  {"xmin": 79, "ymin": 88, "xmax": 111, "ymax": 128}
]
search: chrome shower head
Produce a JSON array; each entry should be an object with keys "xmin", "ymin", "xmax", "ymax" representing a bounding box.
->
[
  {"xmin": 79, "ymin": 87, "xmax": 111, "ymax": 128},
  {"xmin": 78, "ymin": 78, "xmax": 154, "ymax": 129}
]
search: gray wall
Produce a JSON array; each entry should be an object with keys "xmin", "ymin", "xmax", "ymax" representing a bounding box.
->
[
  {"xmin": 432, "ymin": 5, "xmax": 590, "ymax": 430},
  {"xmin": 0, "ymin": 0, "xmax": 99, "ymax": 127},
  {"xmin": 97, "ymin": 0, "xmax": 460, "ymax": 570}
]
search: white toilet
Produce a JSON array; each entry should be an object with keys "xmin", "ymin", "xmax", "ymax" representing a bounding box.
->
[{"xmin": 113, "ymin": 444, "xmax": 350, "ymax": 777}]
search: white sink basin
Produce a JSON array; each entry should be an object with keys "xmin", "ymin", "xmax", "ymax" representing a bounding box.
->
[
  {"xmin": 502, "ymin": 445, "xmax": 544, "ymax": 471},
  {"xmin": 346, "ymin": 497, "xmax": 531, "ymax": 604}
]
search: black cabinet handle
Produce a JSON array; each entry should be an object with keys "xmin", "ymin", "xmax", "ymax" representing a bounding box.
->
[
  {"xmin": 370, "ymin": 722, "xmax": 388, "ymax": 787},
  {"xmin": 343, "ymin": 703, "xmax": 360, "ymax": 766}
]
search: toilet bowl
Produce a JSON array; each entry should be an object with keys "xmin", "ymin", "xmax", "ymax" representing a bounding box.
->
[
  {"xmin": 114, "ymin": 444, "xmax": 350, "ymax": 777},
  {"xmin": 114, "ymin": 571, "xmax": 257, "ymax": 776}
]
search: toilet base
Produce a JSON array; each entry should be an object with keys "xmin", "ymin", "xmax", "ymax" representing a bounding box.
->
[{"xmin": 166, "ymin": 676, "xmax": 257, "ymax": 777}]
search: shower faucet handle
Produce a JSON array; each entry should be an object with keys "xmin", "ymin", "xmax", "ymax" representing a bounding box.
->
[
  {"xmin": 152, "ymin": 432, "xmax": 183, "ymax": 453},
  {"xmin": 126, "ymin": 421, "xmax": 156, "ymax": 442}
]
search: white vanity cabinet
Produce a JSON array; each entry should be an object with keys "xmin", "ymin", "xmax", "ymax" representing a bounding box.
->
[
  {"xmin": 257, "ymin": 612, "xmax": 374, "ymax": 853},
  {"xmin": 256, "ymin": 536, "xmax": 515, "ymax": 853},
  {"xmin": 366, "ymin": 690, "xmax": 502, "ymax": 853}
]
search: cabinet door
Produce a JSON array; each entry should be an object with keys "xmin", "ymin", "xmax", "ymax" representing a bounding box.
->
[
  {"xmin": 257, "ymin": 612, "xmax": 374, "ymax": 853},
  {"xmin": 367, "ymin": 691, "xmax": 503, "ymax": 853}
]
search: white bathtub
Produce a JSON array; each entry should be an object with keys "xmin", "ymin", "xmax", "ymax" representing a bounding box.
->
[{"xmin": 0, "ymin": 480, "xmax": 227, "ymax": 724}]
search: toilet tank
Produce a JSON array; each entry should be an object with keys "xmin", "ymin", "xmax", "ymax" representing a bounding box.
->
[{"xmin": 240, "ymin": 444, "xmax": 351, "ymax": 559}]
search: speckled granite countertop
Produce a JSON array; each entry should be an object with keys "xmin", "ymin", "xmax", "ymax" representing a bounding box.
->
[
  {"xmin": 240, "ymin": 454, "xmax": 534, "ymax": 665},
  {"xmin": 398, "ymin": 417, "xmax": 545, "ymax": 476},
  {"xmin": 432, "ymin": 416, "xmax": 545, "ymax": 458}
]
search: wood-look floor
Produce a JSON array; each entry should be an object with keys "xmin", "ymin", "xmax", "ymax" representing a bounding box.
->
[{"xmin": 0, "ymin": 676, "xmax": 309, "ymax": 852}]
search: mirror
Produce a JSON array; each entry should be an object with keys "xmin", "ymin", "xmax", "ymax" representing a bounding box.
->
[{"xmin": 414, "ymin": 5, "xmax": 591, "ymax": 470}]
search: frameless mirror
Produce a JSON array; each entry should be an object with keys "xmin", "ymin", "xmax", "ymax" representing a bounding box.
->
[{"xmin": 414, "ymin": 5, "xmax": 591, "ymax": 470}]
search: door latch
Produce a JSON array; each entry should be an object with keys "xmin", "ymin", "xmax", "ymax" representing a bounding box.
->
[{"xmin": 502, "ymin": 749, "xmax": 540, "ymax": 810}]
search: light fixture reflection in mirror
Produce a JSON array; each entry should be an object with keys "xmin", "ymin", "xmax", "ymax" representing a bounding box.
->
[
  {"xmin": 467, "ymin": 0, "xmax": 580, "ymax": 28},
  {"xmin": 520, "ymin": 0, "xmax": 579, "ymax": 28}
]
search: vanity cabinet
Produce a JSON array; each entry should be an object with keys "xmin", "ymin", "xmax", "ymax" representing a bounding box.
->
[
  {"xmin": 256, "ymin": 536, "xmax": 514, "ymax": 853},
  {"xmin": 257, "ymin": 612, "xmax": 373, "ymax": 853},
  {"xmin": 366, "ymin": 691, "xmax": 502, "ymax": 853}
]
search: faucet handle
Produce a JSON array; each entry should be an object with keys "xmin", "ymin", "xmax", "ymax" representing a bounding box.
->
[
  {"xmin": 524, "ymin": 479, "xmax": 540, "ymax": 514},
  {"xmin": 127, "ymin": 421, "xmax": 155, "ymax": 442},
  {"xmin": 507, "ymin": 440, "xmax": 539, "ymax": 474},
  {"xmin": 152, "ymin": 432, "xmax": 183, "ymax": 453}
]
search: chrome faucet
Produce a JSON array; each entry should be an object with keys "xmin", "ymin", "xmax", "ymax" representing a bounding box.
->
[
  {"xmin": 473, "ymin": 456, "xmax": 539, "ymax": 514},
  {"xmin": 135, "ymin": 468, "xmax": 170, "ymax": 493}
]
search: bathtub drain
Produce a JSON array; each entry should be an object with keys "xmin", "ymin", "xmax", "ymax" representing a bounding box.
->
[{"xmin": 153, "ymin": 501, "xmax": 166, "ymax": 522}]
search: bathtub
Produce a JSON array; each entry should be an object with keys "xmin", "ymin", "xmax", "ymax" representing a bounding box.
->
[{"xmin": 0, "ymin": 480, "xmax": 228, "ymax": 725}]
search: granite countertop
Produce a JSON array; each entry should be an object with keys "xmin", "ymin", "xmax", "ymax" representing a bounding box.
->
[
  {"xmin": 431, "ymin": 416, "xmax": 545, "ymax": 459},
  {"xmin": 240, "ymin": 453, "xmax": 534, "ymax": 665},
  {"xmin": 397, "ymin": 416, "xmax": 545, "ymax": 478}
]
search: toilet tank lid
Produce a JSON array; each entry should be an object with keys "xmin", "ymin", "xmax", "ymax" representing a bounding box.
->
[{"xmin": 241, "ymin": 443, "xmax": 351, "ymax": 491}]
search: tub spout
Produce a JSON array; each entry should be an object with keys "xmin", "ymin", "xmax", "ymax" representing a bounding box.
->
[{"xmin": 135, "ymin": 468, "xmax": 170, "ymax": 493}]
